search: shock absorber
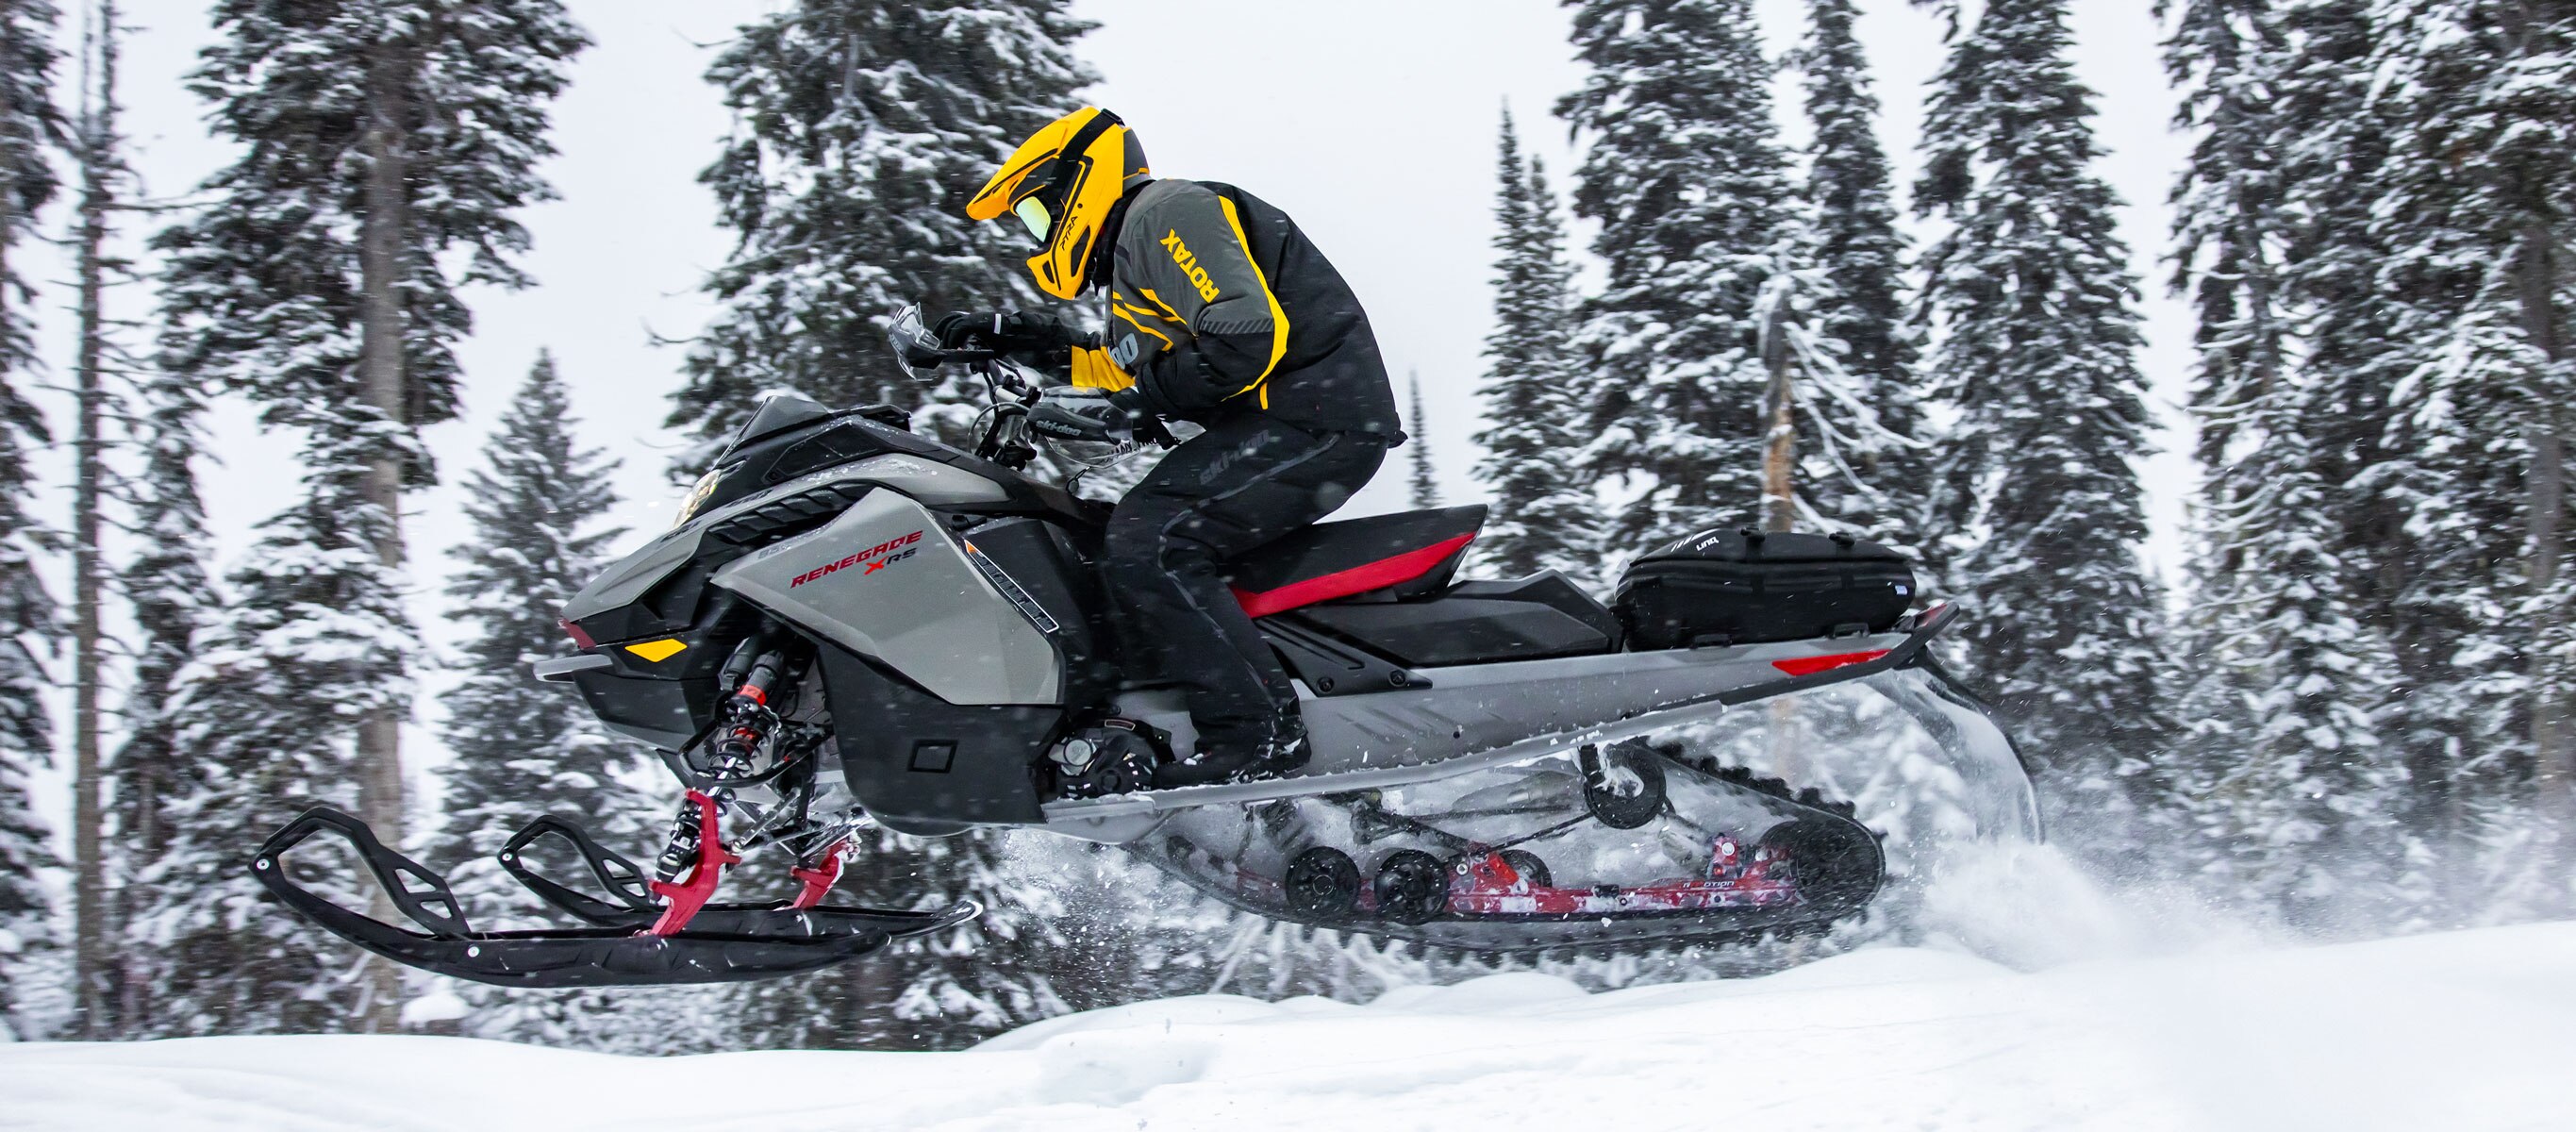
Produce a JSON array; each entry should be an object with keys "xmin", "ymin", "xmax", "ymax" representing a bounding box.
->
[
  {"xmin": 653, "ymin": 636, "xmax": 798, "ymax": 885},
  {"xmin": 705, "ymin": 643, "xmax": 789, "ymax": 782}
]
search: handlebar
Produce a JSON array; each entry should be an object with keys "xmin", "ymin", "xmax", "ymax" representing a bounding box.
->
[{"xmin": 885, "ymin": 303, "xmax": 1173, "ymax": 474}]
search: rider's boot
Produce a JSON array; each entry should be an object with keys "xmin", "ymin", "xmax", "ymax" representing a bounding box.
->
[{"xmin": 1152, "ymin": 714, "xmax": 1310, "ymax": 789}]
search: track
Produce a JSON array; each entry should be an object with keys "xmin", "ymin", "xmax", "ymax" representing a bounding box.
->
[{"xmin": 1126, "ymin": 736, "xmax": 1886, "ymax": 956}]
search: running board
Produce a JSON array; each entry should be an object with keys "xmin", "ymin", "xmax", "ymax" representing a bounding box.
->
[{"xmin": 1041, "ymin": 606, "xmax": 1963, "ymax": 841}]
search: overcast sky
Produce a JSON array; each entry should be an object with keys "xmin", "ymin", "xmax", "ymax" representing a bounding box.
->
[{"xmin": 25, "ymin": 0, "xmax": 2198, "ymax": 817}]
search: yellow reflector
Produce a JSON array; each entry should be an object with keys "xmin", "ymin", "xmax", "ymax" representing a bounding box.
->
[{"xmin": 624, "ymin": 639, "xmax": 688, "ymax": 663}]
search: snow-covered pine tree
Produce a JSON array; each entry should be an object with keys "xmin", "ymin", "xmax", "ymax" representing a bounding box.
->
[
  {"xmin": 2163, "ymin": 0, "xmax": 2290, "ymax": 498},
  {"xmin": 2355, "ymin": 0, "xmax": 2576, "ymax": 907},
  {"xmin": 2253, "ymin": 0, "xmax": 2461, "ymax": 917},
  {"xmin": 1473, "ymin": 108, "xmax": 1603, "ymax": 582},
  {"xmin": 1406, "ymin": 373, "xmax": 1441, "ymax": 508},
  {"xmin": 433, "ymin": 354, "xmax": 720, "ymax": 1051},
  {"xmin": 2176, "ymin": 370, "xmax": 2413, "ymax": 929},
  {"xmin": 0, "ymin": 0, "xmax": 57, "ymax": 1044},
  {"xmin": 143, "ymin": 0, "xmax": 588, "ymax": 1033},
  {"xmin": 2163, "ymin": 0, "xmax": 2297, "ymax": 901},
  {"xmin": 1910, "ymin": 0, "xmax": 2173, "ymax": 862},
  {"xmin": 2164, "ymin": 0, "xmax": 2415, "ymax": 917},
  {"xmin": 0, "ymin": 0, "xmax": 56, "ymax": 378},
  {"xmin": 2157, "ymin": 0, "xmax": 2415, "ymax": 924},
  {"xmin": 1789, "ymin": 0, "xmax": 1928, "ymax": 545},
  {"xmin": 128, "ymin": 441, "xmax": 415, "ymax": 1035},
  {"xmin": 437, "ymin": 355, "xmax": 626, "ymax": 888},
  {"xmin": 104, "ymin": 363, "xmax": 215, "ymax": 1037},
  {"xmin": 1558, "ymin": 0, "xmax": 1796, "ymax": 552},
  {"xmin": 671, "ymin": 0, "xmax": 1096, "ymax": 462}
]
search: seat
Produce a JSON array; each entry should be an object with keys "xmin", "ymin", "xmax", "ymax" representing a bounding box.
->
[{"xmin": 1224, "ymin": 505, "xmax": 1487, "ymax": 618}]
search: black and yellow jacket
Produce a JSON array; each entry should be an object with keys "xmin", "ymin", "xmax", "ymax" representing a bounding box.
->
[{"xmin": 1070, "ymin": 179, "xmax": 1402, "ymax": 440}]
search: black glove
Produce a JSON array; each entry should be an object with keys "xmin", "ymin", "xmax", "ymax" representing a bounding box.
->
[
  {"xmin": 930, "ymin": 309, "xmax": 1087, "ymax": 363},
  {"xmin": 1028, "ymin": 387, "xmax": 1134, "ymax": 443}
]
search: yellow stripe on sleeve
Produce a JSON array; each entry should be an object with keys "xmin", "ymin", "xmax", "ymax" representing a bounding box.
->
[
  {"xmin": 1110, "ymin": 303, "xmax": 1175, "ymax": 348},
  {"xmin": 1215, "ymin": 197, "xmax": 1289, "ymax": 396},
  {"xmin": 1135, "ymin": 288, "xmax": 1186, "ymax": 322}
]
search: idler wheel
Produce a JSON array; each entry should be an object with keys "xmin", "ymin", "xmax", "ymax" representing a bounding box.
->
[
  {"xmin": 1284, "ymin": 846, "xmax": 1362, "ymax": 922},
  {"xmin": 1371, "ymin": 849, "xmax": 1450, "ymax": 925},
  {"xmin": 1497, "ymin": 849, "xmax": 1553, "ymax": 889},
  {"xmin": 1758, "ymin": 819, "xmax": 1880, "ymax": 914},
  {"xmin": 1581, "ymin": 741, "xmax": 1667, "ymax": 830}
]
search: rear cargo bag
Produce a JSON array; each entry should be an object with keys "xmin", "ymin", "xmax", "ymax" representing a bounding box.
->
[{"xmin": 1614, "ymin": 529, "xmax": 1916, "ymax": 650}]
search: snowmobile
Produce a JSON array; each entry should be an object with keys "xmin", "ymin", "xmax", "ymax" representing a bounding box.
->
[{"xmin": 253, "ymin": 307, "xmax": 2041, "ymax": 988}]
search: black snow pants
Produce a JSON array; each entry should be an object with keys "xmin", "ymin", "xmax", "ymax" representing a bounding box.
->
[{"xmin": 1104, "ymin": 413, "xmax": 1388, "ymax": 759}]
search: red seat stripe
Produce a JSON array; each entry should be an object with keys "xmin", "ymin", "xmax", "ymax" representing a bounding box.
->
[
  {"xmin": 1770, "ymin": 649, "xmax": 1888, "ymax": 677},
  {"xmin": 1232, "ymin": 533, "xmax": 1476, "ymax": 619}
]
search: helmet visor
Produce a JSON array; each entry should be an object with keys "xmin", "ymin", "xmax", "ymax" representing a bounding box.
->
[{"xmin": 1012, "ymin": 196, "xmax": 1053, "ymax": 243}]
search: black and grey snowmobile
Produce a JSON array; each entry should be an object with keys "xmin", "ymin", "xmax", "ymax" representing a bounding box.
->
[{"xmin": 254, "ymin": 307, "xmax": 2041, "ymax": 988}]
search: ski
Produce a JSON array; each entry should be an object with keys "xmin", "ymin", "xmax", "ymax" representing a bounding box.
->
[{"xmin": 252, "ymin": 806, "xmax": 974, "ymax": 989}]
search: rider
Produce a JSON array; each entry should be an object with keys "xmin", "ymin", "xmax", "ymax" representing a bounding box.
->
[{"xmin": 940, "ymin": 106, "xmax": 1404, "ymax": 788}]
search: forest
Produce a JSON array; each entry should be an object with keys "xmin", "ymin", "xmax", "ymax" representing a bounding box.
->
[{"xmin": 0, "ymin": 0, "xmax": 2568, "ymax": 1056}]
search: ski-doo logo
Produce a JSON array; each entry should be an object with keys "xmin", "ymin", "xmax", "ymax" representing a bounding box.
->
[
  {"xmin": 1160, "ymin": 229, "xmax": 1222, "ymax": 302},
  {"xmin": 788, "ymin": 530, "xmax": 922, "ymax": 588}
]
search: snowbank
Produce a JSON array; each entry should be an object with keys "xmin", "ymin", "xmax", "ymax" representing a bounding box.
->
[{"xmin": 6, "ymin": 921, "xmax": 2574, "ymax": 1130}]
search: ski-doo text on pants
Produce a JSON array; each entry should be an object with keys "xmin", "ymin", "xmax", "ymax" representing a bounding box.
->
[{"xmin": 1105, "ymin": 416, "xmax": 1388, "ymax": 759}]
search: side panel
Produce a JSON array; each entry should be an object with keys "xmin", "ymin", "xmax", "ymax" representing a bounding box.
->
[
  {"xmin": 561, "ymin": 525, "xmax": 708, "ymax": 639},
  {"xmin": 1041, "ymin": 631, "xmax": 1918, "ymax": 830},
  {"xmin": 712, "ymin": 489, "xmax": 1062, "ymax": 706},
  {"xmin": 816, "ymin": 644, "xmax": 1053, "ymax": 829},
  {"xmin": 562, "ymin": 453, "xmax": 1011, "ymax": 641},
  {"xmin": 568, "ymin": 669, "xmax": 704, "ymax": 751},
  {"xmin": 961, "ymin": 517, "xmax": 1118, "ymax": 709}
]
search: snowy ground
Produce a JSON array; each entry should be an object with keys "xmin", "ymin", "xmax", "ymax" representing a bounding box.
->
[{"xmin": 7, "ymin": 915, "xmax": 2574, "ymax": 1131}]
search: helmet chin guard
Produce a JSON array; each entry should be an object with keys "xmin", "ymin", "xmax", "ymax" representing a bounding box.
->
[{"xmin": 968, "ymin": 107, "xmax": 1149, "ymax": 299}]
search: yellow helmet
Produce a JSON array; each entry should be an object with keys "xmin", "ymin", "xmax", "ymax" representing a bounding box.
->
[{"xmin": 967, "ymin": 107, "xmax": 1150, "ymax": 300}]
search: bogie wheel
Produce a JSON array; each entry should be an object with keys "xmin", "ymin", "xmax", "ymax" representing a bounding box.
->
[
  {"xmin": 1284, "ymin": 846, "xmax": 1362, "ymax": 922},
  {"xmin": 1581, "ymin": 741, "xmax": 1668, "ymax": 830},
  {"xmin": 1372, "ymin": 849, "xmax": 1450, "ymax": 925},
  {"xmin": 1758, "ymin": 819, "xmax": 1882, "ymax": 915},
  {"xmin": 1497, "ymin": 849, "xmax": 1553, "ymax": 889}
]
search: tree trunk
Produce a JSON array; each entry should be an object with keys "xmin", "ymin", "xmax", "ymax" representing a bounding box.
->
[
  {"xmin": 1758, "ymin": 292, "xmax": 1803, "ymax": 782},
  {"xmin": 1758, "ymin": 299, "xmax": 1797, "ymax": 535},
  {"xmin": 68, "ymin": 0, "xmax": 117, "ymax": 1040},
  {"xmin": 354, "ymin": 41, "xmax": 412, "ymax": 1035},
  {"xmin": 2518, "ymin": 215, "xmax": 2568, "ymax": 839}
]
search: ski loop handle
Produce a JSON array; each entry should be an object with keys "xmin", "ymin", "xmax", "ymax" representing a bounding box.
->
[
  {"xmin": 499, "ymin": 813, "xmax": 658, "ymax": 924},
  {"xmin": 255, "ymin": 805, "xmax": 474, "ymax": 937}
]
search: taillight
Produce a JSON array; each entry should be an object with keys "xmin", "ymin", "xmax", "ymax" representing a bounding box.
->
[{"xmin": 1771, "ymin": 649, "xmax": 1888, "ymax": 678}]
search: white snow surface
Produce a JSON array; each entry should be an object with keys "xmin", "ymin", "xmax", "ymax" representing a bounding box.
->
[{"xmin": 7, "ymin": 920, "xmax": 2575, "ymax": 1131}]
